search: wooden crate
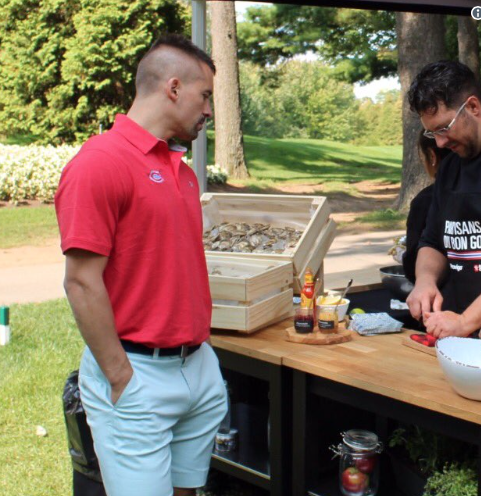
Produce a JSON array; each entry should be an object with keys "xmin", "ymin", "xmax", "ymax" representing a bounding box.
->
[
  {"xmin": 207, "ymin": 255, "xmax": 294, "ymax": 333},
  {"xmin": 202, "ymin": 193, "xmax": 336, "ymax": 293}
]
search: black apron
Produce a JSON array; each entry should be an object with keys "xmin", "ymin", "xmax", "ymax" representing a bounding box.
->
[{"xmin": 440, "ymin": 183, "xmax": 481, "ymax": 315}]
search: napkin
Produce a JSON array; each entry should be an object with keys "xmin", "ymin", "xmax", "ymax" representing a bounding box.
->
[{"xmin": 349, "ymin": 312, "xmax": 403, "ymax": 336}]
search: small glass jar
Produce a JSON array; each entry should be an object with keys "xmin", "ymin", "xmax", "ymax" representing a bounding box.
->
[
  {"xmin": 331, "ymin": 429, "xmax": 383, "ymax": 496},
  {"xmin": 294, "ymin": 307, "xmax": 314, "ymax": 333}
]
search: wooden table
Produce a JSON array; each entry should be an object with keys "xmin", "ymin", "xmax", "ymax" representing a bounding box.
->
[
  {"xmin": 212, "ymin": 317, "xmax": 481, "ymax": 495},
  {"xmin": 283, "ymin": 330, "xmax": 481, "ymax": 495}
]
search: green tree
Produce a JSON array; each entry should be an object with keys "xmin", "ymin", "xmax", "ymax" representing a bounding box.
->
[
  {"xmin": 239, "ymin": 61, "xmax": 286, "ymax": 138},
  {"xmin": 0, "ymin": 0, "xmax": 79, "ymax": 140},
  {"xmin": 355, "ymin": 90, "xmax": 402, "ymax": 146},
  {"xmin": 237, "ymin": 5, "xmax": 397, "ymax": 84},
  {"xmin": 0, "ymin": 0, "xmax": 188, "ymax": 144},
  {"xmin": 239, "ymin": 60, "xmax": 359, "ymax": 142}
]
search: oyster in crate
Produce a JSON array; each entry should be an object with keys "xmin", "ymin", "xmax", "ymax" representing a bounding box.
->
[{"xmin": 203, "ymin": 222, "xmax": 303, "ymax": 254}]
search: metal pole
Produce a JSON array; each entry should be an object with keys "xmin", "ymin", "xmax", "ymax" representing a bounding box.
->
[{"xmin": 191, "ymin": 0, "xmax": 208, "ymax": 194}]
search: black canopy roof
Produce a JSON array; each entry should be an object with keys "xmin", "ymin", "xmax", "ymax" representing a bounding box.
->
[{"xmin": 246, "ymin": 0, "xmax": 476, "ymax": 16}]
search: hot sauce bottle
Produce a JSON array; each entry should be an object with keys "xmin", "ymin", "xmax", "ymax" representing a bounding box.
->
[
  {"xmin": 300, "ymin": 268, "xmax": 315, "ymax": 309},
  {"xmin": 295, "ymin": 268, "xmax": 315, "ymax": 333}
]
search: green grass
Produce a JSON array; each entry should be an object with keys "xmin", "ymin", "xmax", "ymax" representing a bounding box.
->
[
  {"xmin": 0, "ymin": 204, "xmax": 58, "ymax": 249},
  {"xmin": 0, "ymin": 299, "xmax": 259, "ymax": 496},
  {"xmin": 0, "ymin": 133, "xmax": 40, "ymax": 145},
  {"xmin": 0, "ymin": 299, "xmax": 83, "ymax": 496},
  {"xmin": 356, "ymin": 208, "xmax": 407, "ymax": 230},
  {"xmin": 207, "ymin": 133, "xmax": 402, "ymax": 187}
]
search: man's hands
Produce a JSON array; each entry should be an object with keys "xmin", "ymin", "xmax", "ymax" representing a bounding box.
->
[
  {"xmin": 407, "ymin": 283, "xmax": 472, "ymax": 338},
  {"xmin": 110, "ymin": 362, "xmax": 134, "ymax": 405},
  {"xmin": 406, "ymin": 280, "xmax": 443, "ymax": 321},
  {"xmin": 407, "ymin": 247, "xmax": 447, "ymax": 321},
  {"xmin": 424, "ymin": 311, "xmax": 469, "ymax": 338}
]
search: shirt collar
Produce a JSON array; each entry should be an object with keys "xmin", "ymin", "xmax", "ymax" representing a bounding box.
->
[{"xmin": 112, "ymin": 114, "xmax": 166, "ymax": 155}]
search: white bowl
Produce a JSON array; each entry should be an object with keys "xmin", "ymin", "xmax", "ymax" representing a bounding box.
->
[
  {"xmin": 436, "ymin": 337, "xmax": 481, "ymax": 400},
  {"xmin": 316, "ymin": 297, "xmax": 350, "ymax": 321}
]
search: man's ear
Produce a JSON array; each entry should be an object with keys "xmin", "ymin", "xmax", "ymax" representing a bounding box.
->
[
  {"xmin": 467, "ymin": 95, "xmax": 481, "ymax": 117},
  {"xmin": 167, "ymin": 77, "xmax": 181, "ymax": 102}
]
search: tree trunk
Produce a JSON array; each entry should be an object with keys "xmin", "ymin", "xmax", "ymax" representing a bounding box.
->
[
  {"xmin": 210, "ymin": 0, "xmax": 249, "ymax": 179},
  {"xmin": 395, "ymin": 13, "xmax": 446, "ymax": 211},
  {"xmin": 458, "ymin": 16, "xmax": 480, "ymax": 81}
]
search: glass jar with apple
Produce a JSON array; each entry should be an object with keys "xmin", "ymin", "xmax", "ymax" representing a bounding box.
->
[{"xmin": 331, "ymin": 429, "xmax": 383, "ymax": 496}]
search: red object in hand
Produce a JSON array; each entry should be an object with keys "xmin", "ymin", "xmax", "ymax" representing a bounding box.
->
[
  {"xmin": 410, "ymin": 333, "xmax": 437, "ymax": 347},
  {"xmin": 342, "ymin": 467, "xmax": 369, "ymax": 493}
]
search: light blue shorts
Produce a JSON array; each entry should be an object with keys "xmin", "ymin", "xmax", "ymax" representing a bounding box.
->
[{"xmin": 79, "ymin": 342, "xmax": 227, "ymax": 496}]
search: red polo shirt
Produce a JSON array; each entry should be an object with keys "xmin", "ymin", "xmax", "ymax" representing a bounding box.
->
[{"xmin": 55, "ymin": 114, "xmax": 211, "ymax": 347}]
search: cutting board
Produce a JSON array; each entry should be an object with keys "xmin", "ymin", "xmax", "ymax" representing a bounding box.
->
[{"xmin": 402, "ymin": 332, "xmax": 437, "ymax": 357}]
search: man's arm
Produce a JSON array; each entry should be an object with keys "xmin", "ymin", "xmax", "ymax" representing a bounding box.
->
[
  {"xmin": 64, "ymin": 249, "xmax": 132, "ymax": 404},
  {"xmin": 406, "ymin": 246, "xmax": 447, "ymax": 321}
]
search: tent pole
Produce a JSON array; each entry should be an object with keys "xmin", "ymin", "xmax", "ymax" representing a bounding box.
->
[{"xmin": 191, "ymin": 0, "xmax": 208, "ymax": 194}]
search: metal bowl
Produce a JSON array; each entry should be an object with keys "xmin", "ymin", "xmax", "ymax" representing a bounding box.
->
[{"xmin": 379, "ymin": 265, "xmax": 414, "ymax": 301}]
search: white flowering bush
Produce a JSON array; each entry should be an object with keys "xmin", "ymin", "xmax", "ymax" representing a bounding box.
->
[
  {"xmin": 206, "ymin": 164, "xmax": 228, "ymax": 184},
  {"xmin": 184, "ymin": 157, "xmax": 228, "ymax": 185},
  {"xmin": 0, "ymin": 145, "xmax": 228, "ymax": 204},
  {"xmin": 0, "ymin": 144, "xmax": 79, "ymax": 204}
]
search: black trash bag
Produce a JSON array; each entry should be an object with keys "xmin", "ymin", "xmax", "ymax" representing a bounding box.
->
[{"xmin": 63, "ymin": 370, "xmax": 104, "ymax": 484}]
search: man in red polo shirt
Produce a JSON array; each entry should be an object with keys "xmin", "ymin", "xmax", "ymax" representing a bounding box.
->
[{"xmin": 55, "ymin": 34, "xmax": 227, "ymax": 496}]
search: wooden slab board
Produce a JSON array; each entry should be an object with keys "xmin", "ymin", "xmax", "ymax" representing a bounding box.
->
[
  {"xmin": 286, "ymin": 327, "xmax": 352, "ymax": 345},
  {"xmin": 212, "ymin": 288, "xmax": 293, "ymax": 333},
  {"xmin": 402, "ymin": 332, "xmax": 437, "ymax": 357},
  {"xmin": 206, "ymin": 256, "xmax": 293, "ymax": 301}
]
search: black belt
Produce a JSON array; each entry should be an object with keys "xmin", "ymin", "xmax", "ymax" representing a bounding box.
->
[{"xmin": 120, "ymin": 340, "xmax": 201, "ymax": 358}]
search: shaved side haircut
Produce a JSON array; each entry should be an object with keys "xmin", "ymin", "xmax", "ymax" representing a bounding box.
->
[{"xmin": 135, "ymin": 33, "xmax": 216, "ymax": 97}]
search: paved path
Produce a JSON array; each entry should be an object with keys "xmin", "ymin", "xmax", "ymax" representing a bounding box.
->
[
  {"xmin": 0, "ymin": 230, "xmax": 403, "ymax": 306},
  {"xmin": 324, "ymin": 230, "xmax": 404, "ymax": 290}
]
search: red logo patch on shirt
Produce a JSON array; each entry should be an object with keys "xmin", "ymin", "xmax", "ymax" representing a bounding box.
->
[{"xmin": 149, "ymin": 170, "xmax": 164, "ymax": 183}]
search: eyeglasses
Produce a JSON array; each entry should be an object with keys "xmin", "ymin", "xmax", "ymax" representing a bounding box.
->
[{"xmin": 423, "ymin": 99, "xmax": 469, "ymax": 139}]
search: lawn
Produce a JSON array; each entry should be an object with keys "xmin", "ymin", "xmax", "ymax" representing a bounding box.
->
[
  {"xmin": 0, "ymin": 299, "xmax": 262, "ymax": 496},
  {"xmin": 0, "ymin": 299, "xmax": 83, "ymax": 496},
  {"xmin": 0, "ymin": 204, "xmax": 58, "ymax": 249},
  {"xmin": 207, "ymin": 133, "xmax": 402, "ymax": 187}
]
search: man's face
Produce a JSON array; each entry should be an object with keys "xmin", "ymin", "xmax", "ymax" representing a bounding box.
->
[
  {"xmin": 174, "ymin": 62, "xmax": 213, "ymax": 142},
  {"xmin": 421, "ymin": 100, "xmax": 480, "ymax": 159}
]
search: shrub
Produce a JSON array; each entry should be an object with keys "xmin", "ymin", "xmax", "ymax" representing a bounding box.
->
[
  {"xmin": 424, "ymin": 464, "xmax": 477, "ymax": 496},
  {"xmin": 0, "ymin": 144, "xmax": 225, "ymax": 204},
  {"xmin": 0, "ymin": 144, "xmax": 78, "ymax": 204},
  {"xmin": 206, "ymin": 164, "xmax": 228, "ymax": 184}
]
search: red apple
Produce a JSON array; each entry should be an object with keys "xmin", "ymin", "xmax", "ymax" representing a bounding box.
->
[
  {"xmin": 342, "ymin": 467, "xmax": 369, "ymax": 493},
  {"xmin": 355, "ymin": 455, "xmax": 376, "ymax": 474}
]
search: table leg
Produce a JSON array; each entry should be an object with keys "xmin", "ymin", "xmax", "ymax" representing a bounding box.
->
[
  {"xmin": 292, "ymin": 370, "xmax": 307, "ymax": 496},
  {"xmin": 269, "ymin": 366, "xmax": 292, "ymax": 496},
  {"xmin": 478, "ymin": 428, "xmax": 481, "ymax": 496}
]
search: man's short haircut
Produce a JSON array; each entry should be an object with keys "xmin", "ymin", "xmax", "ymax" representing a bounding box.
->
[
  {"xmin": 135, "ymin": 33, "xmax": 216, "ymax": 96},
  {"xmin": 408, "ymin": 60, "xmax": 481, "ymax": 114}
]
